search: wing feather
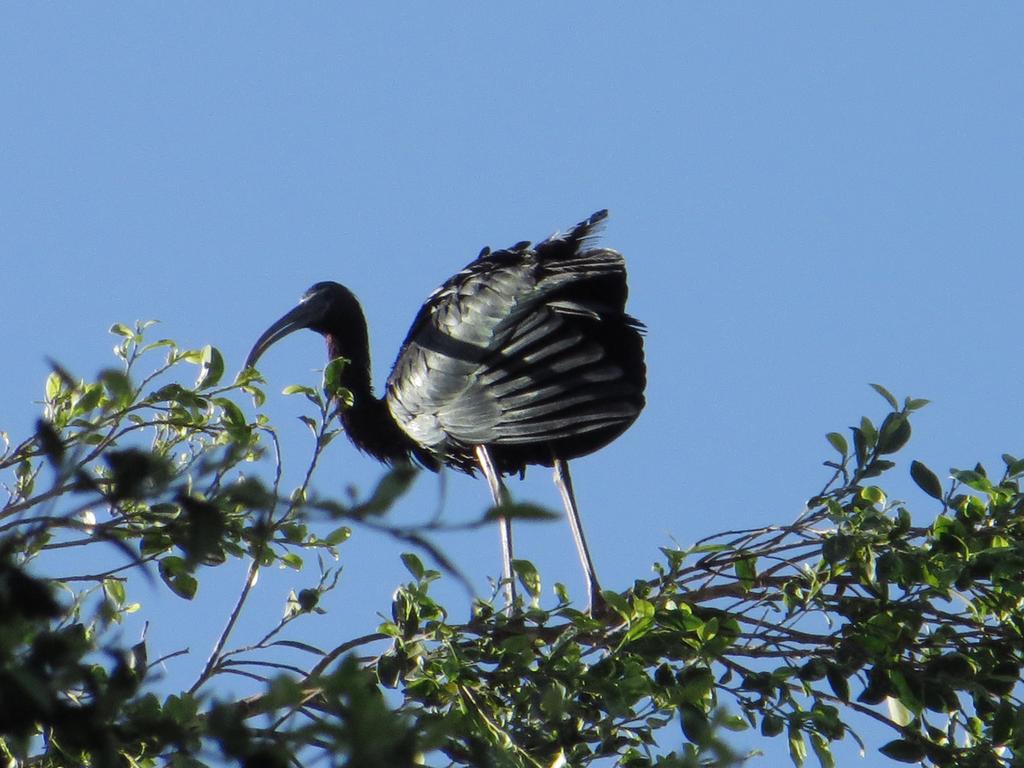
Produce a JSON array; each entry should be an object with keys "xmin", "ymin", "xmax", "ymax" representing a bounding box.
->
[{"xmin": 385, "ymin": 210, "xmax": 645, "ymax": 471}]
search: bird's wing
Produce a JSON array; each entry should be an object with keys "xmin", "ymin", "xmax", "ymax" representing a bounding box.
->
[{"xmin": 386, "ymin": 210, "xmax": 645, "ymax": 466}]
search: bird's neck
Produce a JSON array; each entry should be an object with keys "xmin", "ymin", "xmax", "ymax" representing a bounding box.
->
[{"xmin": 325, "ymin": 335, "xmax": 413, "ymax": 466}]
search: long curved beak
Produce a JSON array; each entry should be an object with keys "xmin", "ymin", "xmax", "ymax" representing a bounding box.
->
[{"xmin": 245, "ymin": 301, "xmax": 320, "ymax": 369}]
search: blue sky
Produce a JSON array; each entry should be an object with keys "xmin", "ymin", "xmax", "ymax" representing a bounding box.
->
[{"xmin": 3, "ymin": 4, "xmax": 1024, "ymax": 764}]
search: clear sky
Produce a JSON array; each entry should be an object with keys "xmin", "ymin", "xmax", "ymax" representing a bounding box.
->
[{"xmin": 3, "ymin": 4, "xmax": 1023, "ymax": 764}]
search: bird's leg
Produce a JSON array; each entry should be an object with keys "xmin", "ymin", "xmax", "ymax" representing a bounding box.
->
[
  {"xmin": 474, "ymin": 445, "xmax": 517, "ymax": 608},
  {"xmin": 553, "ymin": 458, "xmax": 605, "ymax": 616}
]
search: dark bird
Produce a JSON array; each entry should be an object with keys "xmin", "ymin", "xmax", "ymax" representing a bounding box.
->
[{"xmin": 245, "ymin": 210, "xmax": 645, "ymax": 613}]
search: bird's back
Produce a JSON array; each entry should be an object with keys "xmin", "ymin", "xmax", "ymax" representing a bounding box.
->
[{"xmin": 386, "ymin": 210, "xmax": 646, "ymax": 474}]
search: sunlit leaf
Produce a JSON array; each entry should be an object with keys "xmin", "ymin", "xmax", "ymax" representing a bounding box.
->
[
  {"xmin": 950, "ymin": 468, "xmax": 992, "ymax": 493},
  {"xmin": 859, "ymin": 486, "xmax": 885, "ymax": 505},
  {"xmin": 141, "ymin": 338, "xmax": 176, "ymax": 353},
  {"xmin": 512, "ymin": 559, "xmax": 541, "ymax": 597},
  {"xmin": 326, "ymin": 526, "xmax": 351, "ymax": 545},
  {"xmin": 215, "ymin": 398, "xmax": 246, "ymax": 429},
  {"xmin": 323, "ymin": 357, "xmax": 348, "ymax": 399},
  {"xmin": 72, "ymin": 384, "xmax": 103, "ymax": 416},
  {"xmin": 101, "ymin": 369, "xmax": 134, "ymax": 407},
  {"xmin": 45, "ymin": 371, "xmax": 63, "ymax": 401},
  {"xmin": 281, "ymin": 553, "xmax": 304, "ymax": 570},
  {"xmin": 788, "ymin": 724, "xmax": 807, "ymax": 767},
  {"xmin": 104, "ymin": 578, "xmax": 126, "ymax": 607},
  {"xmin": 735, "ymin": 557, "xmax": 757, "ymax": 590},
  {"xmin": 810, "ymin": 733, "xmax": 835, "ymax": 768},
  {"xmin": 196, "ymin": 345, "xmax": 224, "ymax": 389}
]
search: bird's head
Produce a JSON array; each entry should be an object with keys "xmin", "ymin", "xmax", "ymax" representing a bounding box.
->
[{"xmin": 245, "ymin": 281, "xmax": 368, "ymax": 370}]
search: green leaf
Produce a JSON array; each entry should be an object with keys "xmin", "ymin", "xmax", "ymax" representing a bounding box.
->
[
  {"xmin": 798, "ymin": 658, "xmax": 827, "ymax": 682},
  {"xmin": 105, "ymin": 449, "xmax": 172, "ymax": 500},
  {"xmin": 178, "ymin": 496, "xmax": 226, "ymax": 566},
  {"xmin": 45, "ymin": 371, "xmax": 63, "ymax": 401},
  {"xmin": 878, "ymin": 739, "xmax": 925, "ymax": 763},
  {"xmin": 323, "ymin": 357, "xmax": 348, "ymax": 398},
  {"xmin": 281, "ymin": 522, "xmax": 307, "ymax": 544},
  {"xmin": 100, "ymin": 369, "xmax": 134, "ymax": 407},
  {"xmin": 482, "ymin": 502, "xmax": 557, "ymax": 522},
  {"xmin": 215, "ymin": 398, "xmax": 246, "ymax": 429},
  {"xmin": 602, "ymin": 591, "xmax": 631, "ymax": 618},
  {"xmin": 679, "ymin": 704, "xmax": 711, "ymax": 746},
  {"xmin": 35, "ymin": 419, "xmax": 64, "ymax": 465},
  {"xmin": 825, "ymin": 665, "xmax": 850, "ymax": 703},
  {"xmin": 825, "ymin": 432, "xmax": 848, "ymax": 456},
  {"xmin": 376, "ymin": 652, "xmax": 402, "ymax": 689},
  {"xmin": 950, "ymin": 468, "xmax": 992, "ymax": 493},
  {"xmin": 888, "ymin": 669, "xmax": 923, "ymax": 716},
  {"xmin": 809, "ymin": 734, "xmax": 835, "ymax": 768},
  {"xmin": 869, "ymin": 383, "xmax": 898, "ymax": 410},
  {"xmin": 142, "ymin": 338, "xmax": 177, "ymax": 353},
  {"xmin": 296, "ymin": 589, "xmax": 319, "ymax": 612},
  {"xmin": 281, "ymin": 553, "xmax": 303, "ymax": 570},
  {"xmin": 788, "ymin": 724, "xmax": 807, "ymax": 767},
  {"xmin": 104, "ymin": 578, "xmax": 126, "ymax": 607},
  {"xmin": 858, "ymin": 667, "xmax": 890, "ymax": 705},
  {"xmin": 859, "ymin": 416, "xmax": 877, "ymax": 446},
  {"xmin": 512, "ymin": 559, "xmax": 541, "ymax": 597},
  {"xmin": 196, "ymin": 345, "xmax": 224, "ymax": 388},
  {"xmin": 876, "ymin": 413, "xmax": 911, "ymax": 455},
  {"xmin": 688, "ymin": 543, "xmax": 729, "ymax": 554},
  {"xmin": 761, "ymin": 714, "xmax": 785, "ymax": 737},
  {"xmin": 401, "ymin": 553, "xmax": 425, "ymax": 580},
  {"xmin": 720, "ymin": 714, "xmax": 748, "ymax": 732},
  {"xmin": 109, "ymin": 323, "xmax": 135, "ymax": 338},
  {"xmin": 354, "ymin": 464, "xmax": 418, "ymax": 516},
  {"xmin": 821, "ymin": 534, "xmax": 852, "ymax": 564},
  {"xmin": 851, "ymin": 427, "xmax": 868, "ymax": 468},
  {"xmin": 860, "ymin": 485, "xmax": 886, "ymax": 505},
  {"xmin": 695, "ymin": 616, "xmax": 719, "ymax": 643},
  {"xmin": 159, "ymin": 557, "xmax": 198, "ymax": 600},
  {"xmin": 910, "ymin": 460, "xmax": 943, "ymax": 500},
  {"xmin": 72, "ymin": 384, "xmax": 104, "ymax": 416},
  {"xmin": 326, "ymin": 526, "xmax": 351, "ymax": 545},
  {"xmin": 282, "ymin": 384, "xmax": 316, "ymax": 397},
  {"xmin": 734, "ymin": 557, "xmax": 757, "ymax": 590},
  {"xmin": 861, "ymin": 459, "xmax": 895, "ymax": 478}
]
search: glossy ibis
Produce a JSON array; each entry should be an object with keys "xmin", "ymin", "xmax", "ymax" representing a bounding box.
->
[{"xmin": 245, "ymin": 210, "xmax": 646, "ymax": 613}]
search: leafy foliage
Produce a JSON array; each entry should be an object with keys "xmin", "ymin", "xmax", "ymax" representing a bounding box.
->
[{"xmin": 1, "ymin": 325, "xmax": 1023, "ymax": 766}]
